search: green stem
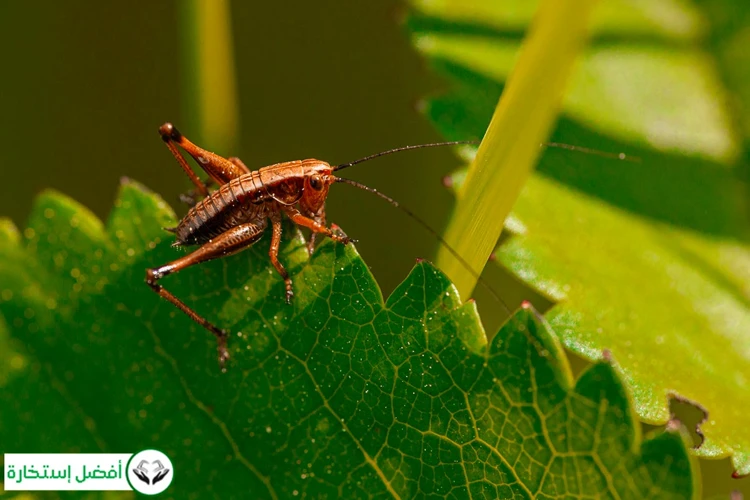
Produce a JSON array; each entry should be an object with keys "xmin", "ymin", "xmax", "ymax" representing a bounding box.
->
[
  {"xmin": 435, "ymin": 0, "xmax": 599, "ymax": 300},
  {"xmin": 179, "ymin": 0, "xmax": 240, "ymax": 153}
]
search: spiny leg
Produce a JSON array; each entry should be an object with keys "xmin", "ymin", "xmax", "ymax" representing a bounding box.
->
[
  {"xmin": 145, "ymin": 222, "xmax": 266, "ymax": 370},
  {"xmin": 159, "ymin": 123, "xmax": 210, "ymax": 198},
  {"xmin": 159, "ymin": 122, "xmax": 248, "ymax": 186},
  {"xmin": 268, "ymin": 213, "xmax": 294, "ymax": 304}
]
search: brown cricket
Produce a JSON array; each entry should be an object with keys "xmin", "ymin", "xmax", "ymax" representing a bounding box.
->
[
  {"xmin": 146, "ymin": 123, "xmax": 472, "ymax": 370},
  {"xmin": 147, "ymin": 123, "xmax": 629, "ymax": 370}
]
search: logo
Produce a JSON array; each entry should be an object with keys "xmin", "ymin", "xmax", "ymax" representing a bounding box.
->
[
  {"xmin": 4, "ymin": 454, "xmax": 131, "ymax": 491},
  {"xmin": 126, "ymin": 449, "xmax": 173, "ymax": 495}
]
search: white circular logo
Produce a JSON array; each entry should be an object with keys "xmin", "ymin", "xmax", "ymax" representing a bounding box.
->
[{"xmin": 126, "ymin": 449, "xmax": 173, "ymax": 495}]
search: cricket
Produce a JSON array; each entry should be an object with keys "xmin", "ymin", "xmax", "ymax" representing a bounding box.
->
[
  {"xmin": 146, "ymin": 123, "xmax": 481, "ymax": 369},
  {"xmin": 147, "ymin": 123, "xmax": 630, "ymax": 371}
]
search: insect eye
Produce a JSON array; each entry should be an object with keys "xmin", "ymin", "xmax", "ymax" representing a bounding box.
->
[{"xmin": 309, "ymin": 175, "xmax": 323, "ymax": 190}]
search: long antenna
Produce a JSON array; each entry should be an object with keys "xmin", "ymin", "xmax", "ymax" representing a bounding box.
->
[
  {"xmin": 333, "ymin": 140, "xmax": 636, "ymax": 313},
  {"xmin": 545, "ymin": 142, "xmax": 640, "ymax": 162},
  {"xmin": 334, "ymin": 177, "xmax": 512, "ymax": 314},
  {"xmin": 334, "ymin": 140, "xmax": 638, "ymax": 172},
  {"xmin": 334, "ymin": 141, "xmax": 478, "ymax": 171}
]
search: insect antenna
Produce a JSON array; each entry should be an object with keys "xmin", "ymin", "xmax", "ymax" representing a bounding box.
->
[
  {"xmin": 334, "ymin": 140, "xmax": 639, "ymax": 172},
  {"xmin": 544, "ymin": 142, "xmax": 640, "ymax": 162},
  {"xmin": 334, "ymin": 176, "xmax": 512, "ymax": 314},
  {"xmin": 333, "ymin": 139, "xmax": 635, "ymax": 314},
  {"xmin": 333, "ymin": 141, "xmax": 480, "ymax": 171}
]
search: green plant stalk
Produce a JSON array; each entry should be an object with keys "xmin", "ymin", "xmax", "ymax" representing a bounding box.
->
[
  {"xmin": 435, "ymin": 0, "xmax": 599, "ymax": 301},
  {"xmin": 179, "ymin": 0, "xmax": 240, "ymax": 153}
]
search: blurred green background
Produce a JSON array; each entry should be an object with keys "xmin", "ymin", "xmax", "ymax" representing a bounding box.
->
[{"xmin": 0, "ymin": 1, "xmax": 747, "ymax": 497}]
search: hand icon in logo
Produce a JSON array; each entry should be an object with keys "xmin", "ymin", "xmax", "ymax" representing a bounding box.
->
[{"xmin": 132, "ymin": 460, "xmax": 170, "ymax": 485}]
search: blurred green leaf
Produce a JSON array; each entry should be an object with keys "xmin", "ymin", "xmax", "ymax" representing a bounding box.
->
[
  {"xmin": 0, "ymin": 184, "xmax": 698, "ymax": 498},
  {"xmin": 179, "ymin": 0, "xmax": 240, "ymax": 153},
  {"xmin": 424, "ymin": 66, "xmax": 748, "ymax": 238},
  {"xmin": 410, "ymin": 0, "xmax": 705, "ymax": 39},
  {"xmin": 412, "ymin": 0, "xmax": 750, "ymax": 476}
]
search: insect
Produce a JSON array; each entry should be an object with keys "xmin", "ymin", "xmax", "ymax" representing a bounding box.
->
[
  {"xmin": 146, "ymin": 123, "xmax": 476, "ymax": 369},
  {"xmin": 147, "ymin": 123, "xmax": 631, "ymax": 371}
]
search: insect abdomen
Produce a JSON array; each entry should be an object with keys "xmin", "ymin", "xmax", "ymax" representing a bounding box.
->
[{"xmin": 174, "ymin": 173, "xmax": 268, "ymax": 245}]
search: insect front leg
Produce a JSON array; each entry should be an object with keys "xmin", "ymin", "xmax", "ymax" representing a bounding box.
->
[
  {"xmin": 302, "ymin": 207, "xmax": 327, "ymax": 256},
  {"xmin": 306, "ymin": 232, "xmax": 317, "ymax": 257},
  {"xmin": 145, "ymin": 221, "xmax": 266, "ymax": 371},
  {"xmin": 283, "ymin": 207, "xmax": 353, "ymax": 245}
]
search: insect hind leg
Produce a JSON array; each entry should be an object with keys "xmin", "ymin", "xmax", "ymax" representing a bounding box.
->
[
  {"xmin": 145, "ymin": 221, "xmax": 266, "ymax": 370},
  {"xmin": 159, "ymin": 123, "xmax": 210, "ymax": 198},
  {"xmin": 159, "ymin": 122, "xmax": 249, "ymax": 186}
]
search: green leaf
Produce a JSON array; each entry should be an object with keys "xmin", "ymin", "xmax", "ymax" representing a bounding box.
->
[
  {"xmin": 412, "ymin": 0, "xmax": 750, "ymax": 476},
  {"xmin": 0, "ymin": 184, "xmax": 698, "ymax": 498}
]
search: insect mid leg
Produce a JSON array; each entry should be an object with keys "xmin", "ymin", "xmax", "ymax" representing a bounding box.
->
[
  {"xmin": 269, "ymin": 214, "xmax": 294, "ymax": 304},
  {"xmin": 306, "ymin": 233, "xmax": 317, "ymax": 256},
  {"xmin": 145, "ymin": 222, "xmax": 266, "ymax": 370},
  {"xmin": 301, "ymin": 207, "xmax": 327, "ymax": 256}
]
